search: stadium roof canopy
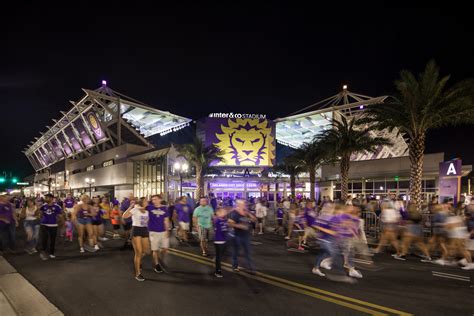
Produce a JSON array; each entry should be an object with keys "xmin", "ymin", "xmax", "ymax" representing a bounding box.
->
[
  {"xmin": 274, "ymin": 86, "xmax": 408, "ymax": 160},
  {"xmin": 23, "ymin": 82, "xmax": 191, "ymax": 171}
]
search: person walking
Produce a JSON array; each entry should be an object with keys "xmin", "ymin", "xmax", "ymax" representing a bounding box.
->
[
  {"xmin": 214, "ymin": 207, "xmax": 229, "ymax": 278},
  {"xmin": 255, "ymin": 199, "xmax": 268, "ymax": 235},
  {"xmin": 193, "ymin": 197, "xmax": 214, "ymax": 256},
  {"xmin": 122, "ymin": 197, "xmax": 150, "ymax": 281},
  {"xmin": 147, "ymin": 195, "xmax": 170, "ymax": 274},
  {"xmin": 38, "ymin": 193, "xmax": 63, "ymax": 260},
  {"xmin": 228, "ymin": 199, "xmax": 256, "ymax": 273},
  {"xmin": 0, "ymin": 195, "xmax": 17, "ymax": 254},
  {"xmin": 21, "ymin": 197, "xmax": 40, "ymax": 254}
]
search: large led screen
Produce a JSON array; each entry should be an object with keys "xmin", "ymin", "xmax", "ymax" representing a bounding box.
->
[{"xmin": 204, "ymin": 117, "xmax": 276, "ymax": 167}]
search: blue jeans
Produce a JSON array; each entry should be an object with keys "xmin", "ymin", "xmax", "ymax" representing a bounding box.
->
[
  {"xmin": 0, "ymin": 223, "xmax": 16, "ymax": 251},
  {"xmin": 24, "ymin": 220, "xmax": 40, "ymax": 249},
  {"xmin": 315, "ymin": 239, "xmax": 332, "ymax": 267},
  {"xmin": 232, "ymin": 234, "xmax": 254, "ymax": 271}
]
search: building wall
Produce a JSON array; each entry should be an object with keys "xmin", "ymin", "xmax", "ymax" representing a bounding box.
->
[
  {"xmin": 68, "ymin": 162, "xmax": 134, "ymax": 190},
  {"xmin": 320, "ymin": 152, "xmax": 444, "ymax": 180}
]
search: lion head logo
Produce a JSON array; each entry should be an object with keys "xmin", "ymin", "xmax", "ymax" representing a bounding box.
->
[{"xmin": 215, "ymin": 118, "xmax": 275, "ymax": 166}]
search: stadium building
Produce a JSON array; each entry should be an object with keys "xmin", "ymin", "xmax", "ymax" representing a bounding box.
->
[{"xmin": 23, "ymin": 84, "xmax": 471, "ymax": 203}]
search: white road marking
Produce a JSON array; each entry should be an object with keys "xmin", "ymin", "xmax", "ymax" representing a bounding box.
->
[{"xmin": 432, "ymin": 271, "xmax": 470, "ymax": 282}]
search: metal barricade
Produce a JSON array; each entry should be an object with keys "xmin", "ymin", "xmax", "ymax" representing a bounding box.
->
[
  {"xmin": 421, "ymin": 213, "xmax": 433, "ymax": 238},
  {"xmin": 362, "ymin": 211, "xmax": 380, "ymax": 240}
]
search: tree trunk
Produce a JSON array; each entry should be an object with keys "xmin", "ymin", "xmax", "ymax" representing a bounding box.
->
[
  {"xmin": 195, "ymin": 165, "xmax": 204, "ymax": 199},
  {"xmin": 340, "ymin": 154, "xmax": 350, "ymax": 202},
  {"xmin": 409, "ymin": 133, "xmax": 425, "ymax": 212},
  {"xmin": 290, "ymin": 174, "xmax": 296, "ymax": 199},
  {"xmin": 309, "ymin": 166, "xmax": 316, "ymax": 201}
]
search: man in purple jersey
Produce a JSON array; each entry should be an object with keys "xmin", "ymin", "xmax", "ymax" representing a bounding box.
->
[
  {"xmin": 39, "ymin": 193, "xmax": 63, "ymax": 260},
  {"xmin": 147, "ymin": 195, "xmax": 171, "ymax": 273},
  {"xmin": 174, "ymin": 197, "xmax": 190, "ymax": 242},
  {"xmin": 0, "ymin": 195, "xmax": 18, "ymax": 253},
  {"xmin": 214, "ymin": 207, "xmax": 228, "ymax": 278},
  {"xmin": 302, "ymin": 200, "xmax": 318, "ymax": 246},
  {"xmin": 64, "ymin": 193, "xmax": 75, "ymax": 214}
]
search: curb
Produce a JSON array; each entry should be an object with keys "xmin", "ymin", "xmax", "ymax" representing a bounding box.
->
[{"xmin": 0, "ymin": 256, "xmax": 63, "ymax": 316}]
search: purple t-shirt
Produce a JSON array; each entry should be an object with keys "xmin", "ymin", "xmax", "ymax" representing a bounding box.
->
[
  {"xmin": 304, "ymin": 208, "xmax": 317, "ymax": 227},
  {"xmin": 214, "ymin": 217, "xmax": 228, "ymax": 243},
  {"xmin": 332, "ymin": 213, "xmax": 358, "ymax": 239},
  {"xmin": 277, "ymin": 208, "xmax": 284, "ymax": 219},
  {"xmin": 147, "ymin": 205, "xmax": 169, "ymax": 232},
  {"xmin": 314, "ymin": 214, "xmax": 333, "ymax": 240},
  {"xmin": 40, "ymin": 203, "xmax": 62, "ymax": 226},
  {"xmin": 0, "ymin": 202, "xmax": 15, "ymax": 225},
  {"xmin": 175, "ymin": 203, "xmax": 190, "ymax": 223},
  {"xmin": 64, "ymin": 198, "xmax": 75, "ymax": 208}
]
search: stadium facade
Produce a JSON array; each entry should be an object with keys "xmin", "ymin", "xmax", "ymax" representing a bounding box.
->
[{"xmin": 23, "ymin": 83, "xmax": 471, "ymax": 203}]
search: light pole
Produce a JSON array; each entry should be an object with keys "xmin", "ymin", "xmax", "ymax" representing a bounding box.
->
[
  {"xmin": 173, "ymin": 162, "xmax": 189, "ymax": 197},
  {"xmin": 85, "ymin": 178, "xmax": 95, "ymax": 197}
]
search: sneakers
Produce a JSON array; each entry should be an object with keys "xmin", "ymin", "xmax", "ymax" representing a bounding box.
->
[
  {"xmin": 94, "ymin": 244, "xmax": 100, "ymax": 250},
  {"xmin": 232, "ymin": 267, "xmax": 240, "ymax": 272},
  {"xmin": 284, "ymin": 236, "xmax": 290, "ymax": 240},
  {"xmin": 99, "ymin": 237, "xmax": 109, "ymax": 241},
  {"xmin": 135, "ymin": 274, "xmax": 145, "ymax": 282},
  {"xmin": 154, "ymin": 264, "xmax": 164, "ymax": 273},
  {"xmin": 320, "ymin": 258, "xmax": 332, "ymax": 270},
  {"xmin": 312, "ymin": 267, "xmax": 326, "ymax": 277},
  {"xmin": 434, "ymin": 258, "xmax": 446, "ymax": 266},
  {"xmin": 215, "ymin": 272, "xmax": 224, "ymax": 278},
  {"xmin": 458, "ymin": 258, "xmax": 468, "ymax": 266},
  {"xmin": 113, "ymin": 234, "xmax": 121, "ymax": 240},
  {"xmin": 420, "ymin": 256, "xmax": 432, "ymax": 263},
  {"xmin": 257, "ymin": 232, "xmax": 263, "ymax": 235},
  {"xmin": 393, "ymin": 254, "xmax": 406, "ymax": 261},
  {"xmin": 80, "ymin": 247, "xmax": 85, "ymax": 253},
  {"xmin": 297, "ymin": 246, "xmax": 305, "ymax": 251},
  {"xmin": 49, "ymin": 254, "xmax": 56, "ymax": 259},
  {"xmin": 348, "ymin": 268, "xmax": 363, "ymax": 279},
  {"xmin": 461, "ymin": 263, "xmax": 474, "ymax": 270},
  {"xmin": 25, "ymin": 248, "xmax": 34, "ymax": 255},
  {"xmin": 39, "ymin": 252, "xmax": 49, "ymax": 261}
]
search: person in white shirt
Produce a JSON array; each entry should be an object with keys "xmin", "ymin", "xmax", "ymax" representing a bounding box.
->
[{"xmin": 255, "ymin": 199, "xmax": 268, "ymax": 235}]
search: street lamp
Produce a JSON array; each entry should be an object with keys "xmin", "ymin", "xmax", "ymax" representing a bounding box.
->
[
  {"xmin": 173, "ymin": 161, "xmax": 189, "ymax": 197},
  {"xmin": 85, "ymin": 178, "xmax": 95, "ymax": 196}
]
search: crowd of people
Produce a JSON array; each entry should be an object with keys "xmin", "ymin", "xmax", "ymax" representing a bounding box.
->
[{"xmin": 0, "ymin": 192, "xmax": 473, "ymax": 283}]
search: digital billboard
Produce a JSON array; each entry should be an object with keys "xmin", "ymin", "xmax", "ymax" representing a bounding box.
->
[{"xmin": 204, "ymin": 115, "xmax": 276, "ymax": 167}]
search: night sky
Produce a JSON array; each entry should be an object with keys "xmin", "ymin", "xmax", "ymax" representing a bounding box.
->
[{"xmin": 1, "ymin": 2, "xmax": 473, "ymax": 178}]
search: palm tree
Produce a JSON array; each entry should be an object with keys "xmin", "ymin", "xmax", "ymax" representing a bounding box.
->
[
  {"xmin": 175, "ymin": 137, "xmax": 224, "ymax": 199},
  {"xmin": 364, "ymin": 60, "xmax": 474, "ymax": 210},
  {"xmin": 272, "ymin": 158, "xmax": 304, "ymax": 199},
  {"xmin": 289, "ymin": 141, "xmax": 326, "ymax": 201},
  {"xmin": 318, "ymin": 115, "xmax": 392, "ymax": 202}
]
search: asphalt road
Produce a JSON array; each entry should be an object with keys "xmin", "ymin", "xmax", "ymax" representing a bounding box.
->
[{"xmin": 3, "ymin": 229, "xmax": 473, "ymax": 316}]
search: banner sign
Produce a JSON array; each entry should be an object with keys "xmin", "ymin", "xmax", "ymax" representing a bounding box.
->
[
  {"xmin": 84, "ymin": 110, "xmax": 106, "ymax": 141},
  {"xmin": 64, "ymin": 126, "xmax": 82, "ymax": 152},
  {"xmin": 57, "ymin": 133, "xmax": 73, "ymax": 156},
  {"xmin": 204, "ymin": 117, "xmax": 276, "ymax": 167},
  {"xmin": 439, "ymin": 159, "xmax": 462, "ymax": 205},
  {"xmin": 50, "ymin": 139, "xmax": 64, "ymax": 158},
  {"xmin": 72, "ymin": 118, "xmax": 93, "ymax": 147}
]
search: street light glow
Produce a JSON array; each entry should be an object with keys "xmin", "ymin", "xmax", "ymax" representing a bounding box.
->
[
  {"xmin": 182, "ymin": 163, "xmax": 189, "ymax": 171},
  {"xmin": 343, "ymin": 84, "xmax": 348, "ymax": 90},
  {"xmin": 174, "ymin": 162, "xmax": 181, "ymax": 170},
  {"xmin": 102, "ymin": 80, "xmax": 107, "ymax": 85},
  {"xmin": 85, "ymin": 178, "xmax": 90, "ymax": 183}
]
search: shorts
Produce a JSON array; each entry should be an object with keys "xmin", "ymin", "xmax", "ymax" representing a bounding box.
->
[
  {"xmin": 304, "ymin": 227, "xmax": 317, "ymax": 238},
  {"xmin": 92, "ymin": 220, "xmax": 102, "ymax": 226},
  {"xmin": 149, "ymin": 231, "xmax": 170, "ymax": 251},
  {"xmin": 198, "ymin": 227, "xmax": 211, "ymax": 241},
  {"xmin": 77, "ymin": 217, "xmax": 92, "ymax": 225},
  {"xmin": 112, "ymin": 224, "xmax": 121, "ymax": 230},
  {"xmin": 406, "ymin": 224, "xmax": 422, "ymax": 236},
  {"xmin": 66, "ymin": 208, "xmax": 74, "ymax": 214},
  {"xmin": 123, "ymin": 222, "xmax": 132, "ymax": 231},
  {"xmin": 131, "ymin": 226, "xmax": 149, "ymax": 238},
  {"xmin": 277, "ymin": 219, "xmax": 283, "ymax": 226},
  {"xmin": 257, "ymin": 218, "xmax": 263, "ymax": 224},
  {"xmin": 179, "ymin": 221, "xmax": 190, "ymax": 231}
]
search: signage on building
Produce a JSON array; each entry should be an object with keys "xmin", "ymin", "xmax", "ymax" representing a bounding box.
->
[
  {"xmin": 209, "ymin": 182, "xmax": 260, "ymax": 189},
  {"xmin": 209, "ymin": 113, "xmax": 266, "ymax": 119},
  {"xmin": 439, "ymin": 159, "xmax": 462, "ymax": 205},
  {"xmin": 204, "ymin": 117, "xmax": 276, "ymax": 167},
  {"xmin": 85, "ymin": 110, "xmax": 106, "ymax": 141}
]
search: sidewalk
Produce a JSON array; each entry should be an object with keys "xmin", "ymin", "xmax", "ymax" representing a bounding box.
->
[{"xmin": 0, "ymin": 255, "xmax": 63, "ymax": 316}]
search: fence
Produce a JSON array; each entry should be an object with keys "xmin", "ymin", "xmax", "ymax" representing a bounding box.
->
[{"xmin": 362, "ymin": 211, "xmax": 434, "ymax": 240}]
